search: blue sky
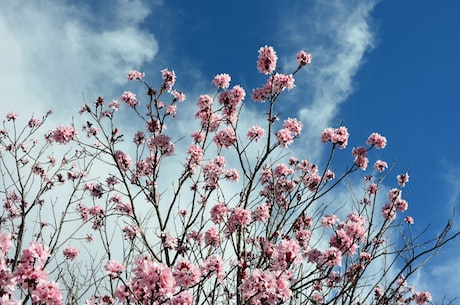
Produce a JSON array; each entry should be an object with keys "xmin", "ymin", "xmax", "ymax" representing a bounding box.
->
[{"xmin": 1, "ymin": 0, "xmax": 459, "ymax": 302}]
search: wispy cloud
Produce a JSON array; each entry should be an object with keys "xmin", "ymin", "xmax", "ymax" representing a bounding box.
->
[
  {"xmin": 278, "ymin": 0, "xmax": 378, "ymax": 160},
  {"xmin": 0, "ymin": 0, "xmax": 158, "ymax": 119}
]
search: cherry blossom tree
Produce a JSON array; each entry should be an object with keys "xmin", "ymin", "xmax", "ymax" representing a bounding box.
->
[{"xmin": 0, "ymin": 46, "xmax": 458, "ymax": 305}]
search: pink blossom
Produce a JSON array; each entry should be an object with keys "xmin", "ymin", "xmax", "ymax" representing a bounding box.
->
[
  {"xmin": 26, "ymin": 241, "xmax": 50, "ymax": 265},
  {"xmin": 253, "ymin": 204, "xmax": 270, "ymax": 222},
  {"xmin": 283, "ymin": 117, "xmax": 302, "ymax": 135},
  {"xmin": 146, "ymin": 118, "xmax": 162, "ymax": 133},
  {"xmin": 166, "ymin": 105, "xmax": 178, "ymax": 117},
  {"xmin": 375, "ymin": 285, "xmax": 384, "ymax": 297},
  {"xmin": 169, "ymin": 291, "xmax": 193, "ymax": 305},
  {"xmin": 334, "ymin": 126, "xmax": 350, "ymax": 148},
  {"xmin": 397, "ymin": 172, "xmax": 410, "ymax": 187},
  {"xmin": 190, "ymin": 130, "xmax": 205, "ymax": 143},
  {"xmin": 210, "ymin": 202, "xmax": 229, "ymax": 224},
  {"xmin": 0, "ymin": 231, "xmax": 12, "ymax": 255},
  {"xmin": 224, "ymin": 168, "xmax": 239, "ymax": 182},
  {"xmin": 330, "ymin": 229, "xmax": 357, "ymax": 255},
  {"xmin": 201, "ymin": 256, "xmax": 224, "ymax": 282},
  {"xmin": 197, "ymin": 94, "xmax": 213, "ymax": 110},
  {"xmin": 366, "ymin": 132, "xmax": 387, "ymax": 149},
  {"xmin": 271, "ymin": 73, "xmax": 295, "ymax": 92},
  {"xmin": 257, "ymin": 45, "xmax": 278, "ymax": 74},
  {"xmin": 120, "ymin": 255, "xmax": 176, "ymax": 303},
  {"xmin": 226, "ymin": 207, "xmax": 252, "ymax": 234},
  {"xmin": 173, "ymin": 259, "xmax": 201, "ymax": 289},
  {"xmin": 276, "ymin": 128, "xmax": 294, "ymax": 148},
  {"xmin": 48, "ymin": 125, "xmax": 78, "ymax": 144},
  {"xmin": 307, "ymin": 248, "xmax": 323, "ymax": 264},
  {"xmin": 205, "ymin": 227, "xmax": 221, "ymax": 247},
  {"xmin": 149, "ymin": 134, "xmax": 175, "ymax": 156},
  {"xmin": 247, "ymin": 125, "xmax": 265, "ymax": 142},
  {"xmin": 367, "ymin": 183, "xmax": 378, "ymax": 195},
  {"xmin": 187, "ymin": 230, "xmax": 203, "ymax": 244},
  {"xmin": 171, "ymin": 90, "xmax": 186, "ymax": 102},
  {"xmin": 240, "ymin": 269, "xmax": 292, "ymax": 304},
  {"xmin": 360, "ymin": 252, "xmax": 372, "ymax": 261},
  {"xmin": 394, "ymin": 198, "xmax": 408, "ymax": 212},
  {"xmin": 161, "ymin": 231, "xmax": 178, "ymax": 249},
  {"xmin": 296, "ymin": 50, "xmax": 312, "ymax": 66},
  {"xmin": 274, "ymin": 239, "xmax": 303, "ymax": 269},
  {"xmin": 185, "ymin": 144, "xmax": 203, "ymax": 173},
  {"xmin": 127, "ymin": 70, "xmax": 145, "ymax": 80},
  {"xmin": 31, "ymin": 281, "xmax": 63, "ymax": 305},
  {"xmin": 213, "ymin": 127, "xmax": 237, "ymax": 148},
  {"xmin": 352, "ymin": 146, "xmax": 369, "ymax": 170},
  {"xmin": 404, "ymin": 216, "xmax": 415, "ymax": 224},
  {"xmin": 133, "ymin": 131, "xmax": 146, "ymax": 145},
  {"xmin": 114, "ymin": 199, "xmax": 133, "ymax": 216},
  {"xmin": 161, "ymin": 68, "xmax": 176, "ymax": 91},
  {"xmin": 374, "ymin": 160, "xmax": 388, "ymax": 172},
  {"xmin": 121, "ymin": 91, "xmax": 139, "ymax": 107},
  {"xmin": 203, "ymin": 156, "xmax": 226, "ymax": 189},
  {"xmin": 414, "ymin": 291, "xmax": 432, "ymax": 305},
  {"xmin": 28, "ymin": 117, "xmax": 41, "ymax": 128},
  {"xmin": 296, "ymin": 230, "xmax": 312, "ymax": 249},
  {"xmin": 273, "ymin": 163, "xmax": 294, "ymax": 178},
  {"xmin": 63, "ymin": 247, "xmax": 79, "ymax": 261},
  {"xmin": 321, "ymin": 127, "xmax": 334, "ymax": 143},
  {"xmin": 109, "ymin": 100, "xmax": 119, "ymax": 111},
  {"xmin": 325, "ymin": 169, "xmax": 335, "ymax": 180},
  {"xmin": 122, "ymin": 225, "xmax": 140, "ymax": 240},
  {"xmin": 323, "ymin": 247, "xmax": 342, "ymax": 266},
  {"xmin": 6, "ymin": 112, "xmax": 18, "ymax": 121},
  {"xmin": 114, "ymin": 150, "xmax": 132, "ymax": 171},
  {"xmin": 213, "ymin": 73, "xmax": 231, "ymax": 89},
  {"xmin": 322, "ymin": 126, "xmax": 349, "ymax": 148},
  {"xmin": 251, "ymin": 86, "xmax": 271, "ymax": 102},
  {"xmin": 321, "ymin": 214, "xmax": 340, "ymax": 227},
  {"xmin": 382, "ymin": 203, "xmax": 396, "ymax": 221},
  {"xmin": 105, "ymin": 260, "xmax": 124, "ymax": 278}
]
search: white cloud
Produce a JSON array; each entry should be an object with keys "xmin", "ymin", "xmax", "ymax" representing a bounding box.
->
[
  {"xmin": 0, "ymin": 0, "xmax": 158, "ymax": 119},
  {"xmin": 278, "ymin": 0, "xmax": 378, "ymax": 160}
]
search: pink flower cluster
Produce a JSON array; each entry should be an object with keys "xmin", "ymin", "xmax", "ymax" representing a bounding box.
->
[
  {"xmin": 366, "ymin": 132, "xmax": 387, "ymax": 149},
  {"xmin": 382, "ymin": 182, "xmax": 410, "ymax": 222},
  {"xmin": 148, "ymin": 134, "xmax": 175, "ymax": 156},
  {"xmin": 296, "ymin": 50, "xmax": 312, "ymax": 66},
  {"xmin": 127, "ymin": 70, "xmax": 145, "ymax": 80},
  {"xmin": 0, "ymin": 233, "xmax": 63, "ymax": 305},
  {"xmin": 276, "ymin": 118, "xmax": 302, "ymax": 148},
  {"xmin": 114, "ymin": 150, "xmax": 132, "ymax": 172},
  {"xmin": 247, "ymin": 125, "xmax": 265, "ymax": 142},
  {"xmin": 240, "ymin": 269, "xmax": 292, "ymax": 305},
  {"xmin": 213, "ymin": 73, "xmax": 231, "ymax": 89},
  {"xmin": 252, "ymin": 73, "xmax": 295, "ymax": 102},
  {"xmin": 329, "ymin": 213, "xmax": 367, "ymax": 256},
  {"xmin": 213, "ymin": 127, "xmax": 236, "ymax": 148},
  {"xmin": 202, "ymin": 156, "xmax": 227, "ymax": 190},
  {"xmin": 47, "ymin": 125, "xmax": 78, "ymax": 144},
  {"xmin": 257, "ymin": 45, "xmax": 278, "ymax": 75},
  {"xmin": 107, "ymin": 254, "xmax": 224, "ymax": 305},
  {"xmin": 63, "ymin": 247, "xmax": 79, "ymax": 261},
  {"xmin": 225, "ymin": 207, "xmax": 252, "ymax": 235},
  {"xmin": 218, "ymin": 85, "xmax": 246, "ymax": 124},
  {"xmin": 185, "ymin": 144, "xmax": 203, "ymax": 174},
  {"xmin": 121, "ymin": 91, "xmax": 140, "ymax": 107},
  {"xmin": 352, "ymin": 146, "xmax": 369, "ymax": 170},
  {"xmin": 161, "ymin": 68, "xmax": 176, "ymax": 91},
  {"xmin": 321, "ymin": 126, "xmax": 350, "ymax": 148},
  {"xmin": 113, "ymin": 255, "xmax": 176, "ymax": 303}
]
